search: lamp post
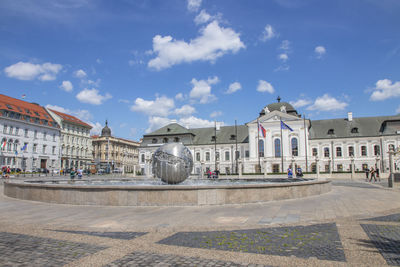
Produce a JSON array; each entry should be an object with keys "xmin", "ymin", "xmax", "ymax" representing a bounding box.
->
[
  {"xmin": 350, "ymin": 156, "xmax": 355, "ymax": 180},
  {"xmin": 315, "ymin": 155, "xmax": 320, "ymax": 179},
  {"xmin": 388, "ymin": 146, "xmax": 395, "ymax": 188}
]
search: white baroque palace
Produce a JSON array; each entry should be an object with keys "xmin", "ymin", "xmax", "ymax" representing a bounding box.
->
[
  {"xmin": 46, "ymin": 108, "xmax": 92, "ymax": 170},
  {"xmin": 139, "ymin": 98, "xmax": 400, "ymax": 176},
  {"xmin": 0, "ymin": 94, "xmax": 61, "ymax": 171}
]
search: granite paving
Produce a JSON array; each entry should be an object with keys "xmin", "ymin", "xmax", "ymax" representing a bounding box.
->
[
  {"xmin": 361, "ymin": 224, "xmax": 400, "ymax": 266},
  {"xmin": 363, "ymin": 213, "xmax": 400, "ymax": 223},
  {"xmin": 331, "ymin": 180, "xmax": 381, "ymax": 189},
  {"xmin": 50, "ymin": 229, "xmax": 147, "ymax": 240},
  {"xmin": 0, "ymin": 231, "xmax": 107, "ymax": 267},
  {"xmin": 157, "ymin": 223, "xmax": 345, "ymax": 262},
  {"xmin": 105, "ymin": 251, "xmax": 270, "ymax": 267}
]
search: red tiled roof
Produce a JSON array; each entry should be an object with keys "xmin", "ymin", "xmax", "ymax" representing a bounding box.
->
[
  {"xmin": 0, "ymin": 94, "xmax": 58, "ymax": 128},
  {"xmin": 49, "ymin": 109, "xmax": 92, "ymax": 129}
]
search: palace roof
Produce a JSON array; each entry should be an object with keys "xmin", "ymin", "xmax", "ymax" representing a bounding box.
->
[{"xmin": 49, "ymin": 109, "xmax": 92, "ymax": 128}]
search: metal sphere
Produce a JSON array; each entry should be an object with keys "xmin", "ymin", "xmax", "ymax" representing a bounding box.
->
[{"xmin": 152, "ymin": 143, "xmax": 193, "ymax": 184}]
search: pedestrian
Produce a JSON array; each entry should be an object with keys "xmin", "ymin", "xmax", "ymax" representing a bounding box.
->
[
  {"xmin": 70, "ymin": 168, "xmax": 76, "ymax": 180},
  {"xmin": 376, "ymin": 167, "xmax": 380, "ymax": 181},
  {"xmin": 369, "ymin": 166, "xmax": 376, "ymax": 182},
  {"xmin": 287, "ymin": 167, "xmax": 293, "ymax": 178},
  {"xmin": 207, "ymin": 170, "xmax": 211, "ymax": 179},
  {"xmin": 296, "ymin": 166, "xmax": 303, "ymax": 178},
  {"xmin": 77, "ymin": 168, "xmax": 83, "ymax": 179},
  {"xmin": 365, "ymin": 167, "xmax": 369, "ymax": 181}
]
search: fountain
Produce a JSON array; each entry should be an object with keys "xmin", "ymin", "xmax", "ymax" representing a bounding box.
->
[{"xmin": 3, "ymin": 143, "xmax": 331, "ymax": 206}]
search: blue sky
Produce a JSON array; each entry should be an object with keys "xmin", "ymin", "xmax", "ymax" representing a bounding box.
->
[{"xmin": 1, "ymin": 0, "xmax": 400, "ymax": 140}]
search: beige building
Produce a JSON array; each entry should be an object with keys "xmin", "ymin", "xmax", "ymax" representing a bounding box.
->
[
  {"xmin": 91, "ymin": 121, "xmax": 140, "ymax": 173},
  {"xmin": 47, "ymin": 108, "xmax": 92, "ymax": 170}
]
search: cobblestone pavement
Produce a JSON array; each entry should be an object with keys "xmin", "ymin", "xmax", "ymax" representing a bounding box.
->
[
  {"xmin": 105, "ymin": 251, "xmax": 270, "ymax": 267},
  {"xmin": 158, "ymin": 223, "xmax": 345, "ymax": 262},
  {"xmin": 360, "ymin": 224, "xmax": 400, "ymax": 266},
  {"xmin": 1, "ymin": 179, "xmax": 400, "ymax": 266}
]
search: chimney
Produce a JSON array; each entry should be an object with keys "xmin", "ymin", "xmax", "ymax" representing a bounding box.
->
[{"xmin": 347, "ymin": 112, "xmax": 353, "ymax": 122}]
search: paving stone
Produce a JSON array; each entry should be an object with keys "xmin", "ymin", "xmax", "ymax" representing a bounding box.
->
[
  {"xmin": 363, "ymin": 213, "xmax": 400, "ymax": 223},
  {"xmin": 331, "ymin": 181, "xmax": 380, "ymax": 189},
  {"xmin": 157, "ymin": 223, "xmax": 346, "ymax": 262},
  {"xmin": 361, "ymin": 224, "xmax": 400, "ymax": 266},
  {"xmin": 105, "ymin": 251, "xmax": 271, "ymax": 267},
  {"xmin": 50, "ymin": 229, "xmax": 147, "ymax": 240},
  {"xmin": 0, "ymin": 232, "xmax": 107, "ymax": 267}
]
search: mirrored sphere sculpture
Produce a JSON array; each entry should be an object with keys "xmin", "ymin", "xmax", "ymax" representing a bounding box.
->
[{"xmin": 152, "ymin": 143, "xmax": 193, "ymax": 184}]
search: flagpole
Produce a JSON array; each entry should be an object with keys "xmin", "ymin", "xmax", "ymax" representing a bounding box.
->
[
  {"xmin": 235, "ymin": 119, "xmax": 238, "ymax": 174},
  {"xmin": 214, "ymin": 120, "xmax": 217, "ymax": 171},
  {"xmin": 280, "ymin": 118, "xmax": 284, "ymax": 173},
  {"xmin": 303, "ymin": 114, "xmax": 308, "ymax": 172},
  {"xmin": 257, "ymin": 118, "xmax": 260, "ymax": 173}
]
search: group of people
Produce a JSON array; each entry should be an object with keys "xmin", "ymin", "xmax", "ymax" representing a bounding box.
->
[
  {"xmin": 365, "ymin": 166, "xmax": 380, "ymax": 182},
  {"xmin": 207, "ymin": 169, "xmax": 220, "ymax": 179},
  {"xmin": 287, "ymin": 166, "xmax": 303, "ymax": 178},
  {"xmin": 70, "ymin": 168, "xmax": 83, "ymax": 180},
  {"xmin": 1, "ymin": 166, "xmax": 11, "ymax": 179}
]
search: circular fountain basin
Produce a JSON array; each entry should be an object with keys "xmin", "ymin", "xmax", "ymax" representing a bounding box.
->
[{"xmin": 3, "ymin": 178, "xmax": 331, "ymax": 206}]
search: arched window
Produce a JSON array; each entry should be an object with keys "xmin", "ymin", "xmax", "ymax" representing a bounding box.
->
[
  {"xmin": 141, "ymin": 154, "xmax": 145, "ymax": 163},
  {"xmin": 312, "ymin": 148, "xmax": 318, "ymax": 156},
  {"xmin": 174, "ymin": 137, "xmax": 180, "ymax": 142},
  {"xmin": 374, "ymin": 145, "xmax": 380, "ymax": 156},
  {"xmin": 196, "ymin": 152, "xmax": 200, "ymax": 161},
  {"xmin": 152, "ymin": 138, "xmax": 157, "ymax": 144},
  {"xmin": 291, "ymin": 138, "xmax": 298, "ymax": 156},
  {"xmin": 336, "ymin": 147, "xmax": 342, "ymax": 157},
  {"xmin": 324, "ymin": 147, "xmax": 330, "ymax": 158},
  {"xmin": 7, "ymin": 139, "xmax": 12, "ymax": 151},
  {"xmin": 225, "ymin": 151, "xmax": 230, "ymax": 161},
  {"xmin": 274, "ymin": 139, "xmax": 281, "ymax": 157},
  {"xmin": 258, "ymin": 139, "xmax": 264, "ymax": 157},
  {"xmin": 162, "ymin": 138, "xmax": 168, "ymax": 143},
  {"xmin": 389, "ymin": 144, "xmax": 395, "ymax": 151},
  {"xmin": 205, "ymin": 152, "xmax": 210, "ymax": 161},
  {"xmin": 348, "ymin": 146, "xmax": 354, "ymax": 157},
  {"xmin": 361, "ymin": 145, "xmax": 367, "ymax": 156}
]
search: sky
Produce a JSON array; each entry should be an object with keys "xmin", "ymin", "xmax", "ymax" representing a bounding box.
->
[{"xmin": 1, "ymin": 0, "xmax": 400, "ymax": 141}]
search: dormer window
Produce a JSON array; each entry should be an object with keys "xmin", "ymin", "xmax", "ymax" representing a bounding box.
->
[
  {"xmin": 351, "ymin": 127, "xmax": 358, "ymax": 133},
  {"xmin": 327, "ymin": 129, "xmax": 335, "ymax": 135},
  {"xmin": 151, "ymin": 138, "xmax": 158, "ymax": 144},
  {"xmin": 6, "ymin": 104, "xmax": 13, "ymax": 110},
  {"xmin": 174, "ymin": 137, "xmax": 180, "ymax": 142},
  {"xmin": 211, "ymin": 136, "xmax": 216, "ymax": 142},
  {"xmin": 167, "ymin": 128, "xmax": 171, "ymax": 132},
  {"xmin": 163, "ymin": 138, "xmax": 168, "ymax": 143},
  {"xmin": 230, "ymin": 134, "xmax": 236, "ymax": 140}
]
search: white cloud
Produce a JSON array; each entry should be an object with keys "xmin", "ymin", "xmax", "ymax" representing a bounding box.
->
[
  {"xmin": 89, "ymin": 122, "xmax": 103, "ymax": 135},
  {"xmin": 118, "ymin": 99, "xmax": 130, "ymax": 104},
  {"xmin": 45, "ymin": 104, "xmax": 93, "ymax": 122},
  {"xmin": 96, "ymin": 58, "xmax": 102, "ymax": 64},
  {"xmin": 194, "ymin": 9, "xmax": 212, "ymax": 24},
  {"xmin": 131, "ymin": 96, "xmax": 175, "ymax": 116},
  {"xmin": 189, "ymin": 76, "xmax": 219, "ymax": 104},
  {"xmin": 187, "ymin": 0, "xmax": 202, "ymax": 12},
  {"xmin": 370, "ymin": 79, "xmax": 400, "ymax": 101},
  {"xmin": 175, "ymin": 105, "xmax": 196, "ymax": 116},
  {"xmin": 279, "ymin": 53, "xmax": 288, "ymax": 62},
  {"xmin": 261, "ymin": 24, "xmax": 276, "ymax": 41},
  {"xmin": 74, "ymin": 69, "xmax": 87, "ymax": 79},
  {"xmin": 87, "ymin": 79, "xmax": 101, "ymax": 87},
  {"xmin": 307, "ymin": 94, "xmax": 348, "ymax": 111},
  {"xmin": 396, "ymin": 106, "xmax": 400, "ymax": 114},
  {"xmin": 175, "ymin": 93, "xmax": 185, "ymax": 101},
  {"xmin": 290, "ymin": 99, "xmax": 312, "ymax": 108},
  {"xmin": 146, "ymin": 116, "xmax": 173, "ymax": 133},
  {"xmin": 315, "ymin": 46, "xmax": 326, "ymax": 58},
  {"xmin": 4, "ymin": 61, "xmax": 62, "ymax": 81},
  {"xmin": 120, "ymin": 123, "xmax": 127, "ymax": 128},
  {"xmin": 225, "ymin": 82, "xmax": 242, "ymax": 94},
  {"xmin": 179, "ymin": 116, "xmax": 217, "ymax": 129},
  {"xmin": 76, "ymin": 88, "xmax": 112, "ymax": 105},
  {"xmin": 210, "ymin": 111, "xmax": 222, "ymax": 118},
  {"xmin": 274, "ymin": 65, "xmax": 290, "ymax": 72},
  {"xmin": 279, "ymin": 40, "xmax": 290, "ymax": 51},
  {"xmin": 148, "ymin": 21, "xmax": 245, "ymax": 70},
  {"xmin": 257, "ymin": 80, "xmax": 275, "ymax": 94},
  {"xmin": 59, "ymin": 80, "xmax": 73, "ymax": 92}
]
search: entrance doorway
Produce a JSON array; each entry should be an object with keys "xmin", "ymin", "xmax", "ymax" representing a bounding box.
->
[{"xmin": 40, "ymin": 159, "xmax": 47, "ymax": 169}]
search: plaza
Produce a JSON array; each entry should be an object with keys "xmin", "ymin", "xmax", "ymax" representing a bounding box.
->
[{"xmin": 2, "ymin": 175, "xmax": 400, "ymax": 266}]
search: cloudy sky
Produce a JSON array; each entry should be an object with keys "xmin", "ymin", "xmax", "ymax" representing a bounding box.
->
[{"xmin": 1, "ymin": 0, "xmax": 400, "ymax": 140}]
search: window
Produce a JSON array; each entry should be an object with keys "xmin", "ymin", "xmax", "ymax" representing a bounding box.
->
[
  {"xmin": 245, "ymin": 150, "xmax": 249, "ymax": 158},
  {"xmin": 15, "ymin": 127, "xmax": 19, "ymax": 135},
  {"xmin": 53, "ymin": 134, "xmax": 56, "ymax": 142},
  {"xmin": 235, "ymin": 151, "xmax": 240, "ymax": 160},
  {"xmin": 327, "ymin": 129, "xmax": 334, "ymax": 135},
  {"xmin": 34, "ymin": 130, "xmax": 37, "ymax": 139},
  {"xmin": 216, "ymin": 151, "xmax": 220, "ymax": 161},
  {"xmin": 361, "ymin": 145, "xmax": 367, "ymax": 156},
  {"xmin": 196, "ymin": 152, "xmax": 200, "ymax": 161},
  {"xmin": 43, "ymin": 132, "xmax": 47, "ymax": 140},
  {"xmin": 42, "ymin": 145, "xmax": 46, "ymax": 154},
  {"xmin": 291, "ymin": 138, "xmax": 298, "ymax": 156},
  {"xmin": 274, "ymin": 139, "xmax": 281, "ymax": 157},
  {"xmin": 7, "ymin": 141, "xmax": 12, "ymax": 151},
  {"xmin": 9, "ymin": 126, "xmax": 13, "ymax": 134},
  {"xmin": 272, "ymin": 164, "xmax": 280, "ymax": 173},
  {"xmin": 325, "ymin": 164, "xmax": 330, "ymax": 172},
  {"xmin": 6, "ymin": 104, "xmax": 13, "ymax": 110},
  {"xmin": 3, "ymin": 125, "xmax": 7, "ymax": 133},
  {"xmin": 33, "ymin": 144, "xmax": 37, "ymax": 153},
  {"xmin": 389, "ymin": 144, "xmax": 395, "ymax": 151},
  {"xmin": 162, "ymin": 138, "xmax": 168, "ymax": 143},
  {"xmin": 351, "ymin": 127, "xmax": 358, "ymax": 133},
  {"xmin": 52, "ymin": 146, "xmax": 56, "ymax": 154},
  {"xmin": 312, "ymin": 148, "xmax": 318, "ymax": 156},
  {"xmin": 230, "ymin": 134, "xmax": 236, "ymax": 140},
  {"xmin": 374, "ymin": 145, "xmax": 380, "ymax": 156},
  {"xmin": 25, "ymin": 129, "xmax": 28, "ymax": 137},
  {"xmin": 337, "ymin": 164, "xmax": 343, "ymax": 172},
  {"xmin": 258, "ymin": 139, "xmax": 264, "ymax": 157},
  {"xmin": 152, "ymin": 138, "xmax": 157, "ymax": 144},
  {"xmin": 174, "ymin": 137, "xmax": 180, "ymax": 142},
  {"xmin": 348, "ymin": 146, "xmax": 354, "ymax": 157},
  {"xmin": 211, "ymin": 135, "xmax": 216, "ymax": 142},
  {"xmin": 336, "ymin": 147, "xmax": 342, "ymax": 157},
  {"xmin": 205, "ymin": 152, "xmax": 210, "ymax": 161},
  {"xmin": 324, "ymin": 147, "xmax": 330, "ymax": 158},
  {"xmin": 225, "ymin": 151, "xmax": 230, "ymax": 161}
]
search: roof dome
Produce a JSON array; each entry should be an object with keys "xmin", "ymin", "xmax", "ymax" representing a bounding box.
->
[
  {"xmin": 259, "ymin": 96, "xmax": 298, "ymax": 116},
  {"xmin": 101, "ymin": 120, "xmax": 111, "ymax": 137}
]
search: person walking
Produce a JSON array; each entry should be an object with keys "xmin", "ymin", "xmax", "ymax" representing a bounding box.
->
[
  {"xmin": 369, "ymin": 166, "xmax": 376, "ymax": 182},
  {"xmin": 287, "ymin": 167, "xmax": 293, "ymax": 178},
  {"xmin": 365, "ymin": 167, "xmax": 369, "ymax": 181}
]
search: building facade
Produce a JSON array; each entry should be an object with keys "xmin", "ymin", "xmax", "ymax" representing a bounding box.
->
[
  {"xmin": 0, "ymin": 94, "xmax": 61, "ymax": 171},
  {"xmin": 140, "ymin": 99, "xmax": 400, "ymax": 176},
  {"xmin": 91, "ymin": 121, "xmax": 140, "ymax": 173},
  {"xmin": 46, "ymin": 108, "xmax": 92, "ymax": 170}
]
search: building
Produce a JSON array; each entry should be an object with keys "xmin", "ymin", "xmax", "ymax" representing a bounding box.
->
[
  {"xmin": 139, "ymin": 98, "xmax": 400, "ymax": 176},
  {"xmin": 46, "ymin": 108, "xmax": 92, "ymax": 170},
  {"xmin": 91, "ymin": 121, "xmax": 140, "ymax": 173},
  {"xmin": 0, "ymin": 94, "xmax": 61, "ymax": 171}
]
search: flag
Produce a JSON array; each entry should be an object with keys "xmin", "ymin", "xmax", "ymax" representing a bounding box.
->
[
  {"xmin": 21, "ymin": 94, "xmax": 26, "ymax": 99},
  {"xmin": 281, "ymin": 120, "xmax": 293, "ymax": 131},
  {"xmin": 15, "ymin": 150, "xmax": 18, "ymax": 156},
  {"xmin": 21, "ymin": 143, "xmax": 27, "ymax": 151},
  {"xmin": 258, "ymin": 122, "xmax": 266, "ymax": 138},
  {"xmin": 1, "ymin": 140, "xmax": 6, "ymax": 149}
]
